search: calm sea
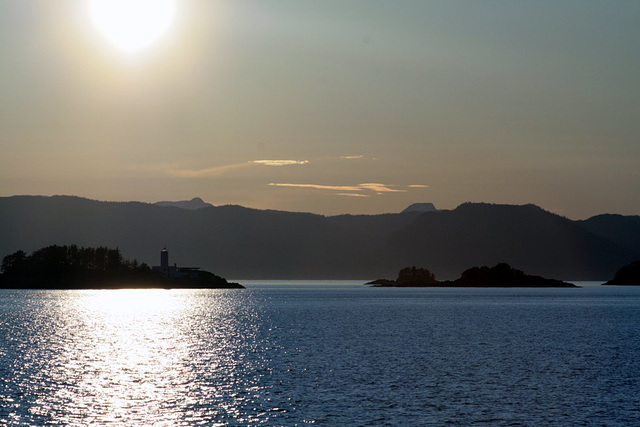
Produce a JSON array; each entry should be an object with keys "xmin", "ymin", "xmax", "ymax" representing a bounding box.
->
[{"xmin": 1, "ymin": 282, "xmax": 639, "ymax": 426}]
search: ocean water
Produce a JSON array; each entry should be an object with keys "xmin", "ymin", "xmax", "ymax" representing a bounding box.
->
[{"xmin": 1, "ymin": 282, "xmax": 639, "ymax": 426}]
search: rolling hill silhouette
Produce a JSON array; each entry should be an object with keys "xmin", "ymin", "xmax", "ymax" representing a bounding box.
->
[
  {"xmin": 1, "ymin": 196, "xmax": 637, "ymax": 280},
  {"xmin": 384, "ymin": 203, "xmax": 635, "ymax": 280}
]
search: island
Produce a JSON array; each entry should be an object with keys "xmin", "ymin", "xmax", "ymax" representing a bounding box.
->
[
  {"xmin": 367, "ymin": 264, "xmax": 578, "ymax": 288},
  {"xmin": 603, "ymin": 260, "xmax": 640, "ymax": 286},
  {"xmin": 0, "ymin": 245, "xmax": 244, "ymax": 289}
]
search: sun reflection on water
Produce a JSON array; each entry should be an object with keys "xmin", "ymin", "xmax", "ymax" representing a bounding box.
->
[
  {"xmin": 60, "ymin": 290, "xmax": 188, "ymax": 424},
  {"xmin": 79, "ymin": 289, "xmax": 187, "ymax": 314},
  {"xmin": 5, "ymin": 289, "xmax": 274, "ymax": 425}
]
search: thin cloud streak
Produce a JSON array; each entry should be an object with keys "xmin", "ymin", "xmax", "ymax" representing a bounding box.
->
[
  {"xmin": 359, "ymin": 183, "xmax": 406, "ymax": 193},
  {"xmin": 169, "ymin": 162, "xmax": 251, "ymax": 178},
  {"xmin": 340, "ymin": 155, "xmax": 364, "ymax": 160},
  {"xmin": 408, "ymin": 184, "xmax": 429, "ymax": 188},
  {"xmin": 169, "ymin": 159, "xmax": 309, "ymax": 177},
  {"xmin": 252, "ymin": 160, "xmax": 309, "ymax": 166},
  {"xmin": 269, "ymin": 183, "xmax": 364, "ymax": 192},
  {"xmin": 337, "ymin": 193, "xmax": 370, "ymax": 197},
  {"xmin": 269, "ymin": 182, "xmax": 407, "ymax": 195}
]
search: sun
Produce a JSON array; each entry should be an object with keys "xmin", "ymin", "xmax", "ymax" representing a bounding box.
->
[{"xmin": 89, "ymin": 0, "xmax": 176, "ymax": 51}]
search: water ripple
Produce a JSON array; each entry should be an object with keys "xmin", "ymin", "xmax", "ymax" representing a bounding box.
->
[{"xmin": 1, "ymin": 286, "xmax": 639, "ymax": 425}]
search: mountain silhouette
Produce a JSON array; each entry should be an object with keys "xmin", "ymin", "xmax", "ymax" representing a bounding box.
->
[
  {"xmin": 0, "ymin": 196, "xmax": 637, "ymax": 280},
  {"xmin": 578, "ymin": 214, "xmax": 640, "ymax": 256},
  {"xmin": 154, "ymin": 197, "xmax": 213, "ymax": 210},
  {"xmin": 384, "ymin": 203, "xmax": 635, "ymax": 280},
  {"xmin": 401, "ymin": 203, "xmax": 437, "ymax": 214}
]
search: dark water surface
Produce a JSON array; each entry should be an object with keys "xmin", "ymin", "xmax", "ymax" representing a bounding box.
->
[{"xmin": 1, "ymin": 283, "xmax": 639, "ymax": 425}]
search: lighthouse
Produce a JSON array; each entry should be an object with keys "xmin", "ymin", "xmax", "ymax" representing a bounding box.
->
[
  {"xmin": 152, "ymin": 247, "xmax": 200, "ymax": 279},
  {"xmin": 160, "ymin": 247, "xmax": 169, "ymax": 275}
]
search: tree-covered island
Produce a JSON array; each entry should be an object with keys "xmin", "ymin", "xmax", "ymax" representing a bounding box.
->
[
  {"xmin": 0, "ymin": 245, "xmax": 243, "ymax": 289},
  {"xmin": 603, "ymin": 260, "xmax": 640, "ymax": 286},
  {"xmin": 368, "ymin": 264, "xmax": 578, "ymax": 288}
]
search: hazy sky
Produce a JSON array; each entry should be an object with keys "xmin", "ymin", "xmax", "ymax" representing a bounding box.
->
[{"xmin": 1, "ymin": 1, "xmax": 639, "ymax": 218}]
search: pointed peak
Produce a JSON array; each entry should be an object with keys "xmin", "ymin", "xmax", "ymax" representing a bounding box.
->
[
  {"xmin": 155, "ymin": 197, "xmax": 213, "ymax": 210},
  {"xmin": 401, "ymin": 203, "xmax": 437, "ymax": 214}
]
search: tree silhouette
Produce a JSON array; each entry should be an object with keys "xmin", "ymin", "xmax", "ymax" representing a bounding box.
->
[
  {"xmin": 395, "ymin": 266, "xmax": 437, "ymax": 286},
  {"xmin": 0, "ymin": 244, "xmax": 241, "ymax": 289}
]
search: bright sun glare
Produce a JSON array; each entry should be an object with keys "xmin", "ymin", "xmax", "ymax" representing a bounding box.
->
[{"xmin": 89, "ymin": 0, "xmax": 176, "ymax": 51}]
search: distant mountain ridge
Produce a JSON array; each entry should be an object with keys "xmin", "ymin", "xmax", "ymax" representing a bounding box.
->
[
  {"xmin": 154, "ymin": 197, "xmax": 213, "ymax": 210},
  {"xmin": 578, "ymin": 214, "xmax": 640, "ymax": 256},
  {"xmin": 384, "ymin": 203, "xmax": 635, "ymax": 280},
  {"xmin": 1, "ymin": 196, "xmax": 638, "ymax": 280},
  {"xmin": 401, "ymin": 203, "xmax": 437, "ymax": 213}
]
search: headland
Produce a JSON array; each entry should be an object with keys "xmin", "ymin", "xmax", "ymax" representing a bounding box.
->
[{"xmin": 0, "ymin": 245, "xmax": 244, "ymax": 289}]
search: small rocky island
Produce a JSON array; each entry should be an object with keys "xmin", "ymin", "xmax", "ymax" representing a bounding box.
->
[
  {"xmin": 0, "ymin": 245, "xmax": 243, "ymax": 289},
  {"xmin": 603, "ymin": 260, "xmax": 640, "ymax": 286},
  {"xmin": 368, "ymin": 264, "xmax": 578, "ymax": 288}
]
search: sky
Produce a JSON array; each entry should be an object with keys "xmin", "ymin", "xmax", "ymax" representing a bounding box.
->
[{"xmin": 1, "ymin": 0, "xmax": 639, "ymax": 218}]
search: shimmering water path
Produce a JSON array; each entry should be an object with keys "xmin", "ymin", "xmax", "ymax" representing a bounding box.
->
[{"xmin": 1, "ymin": 283, "xmax": 639, "ymax": 425}]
